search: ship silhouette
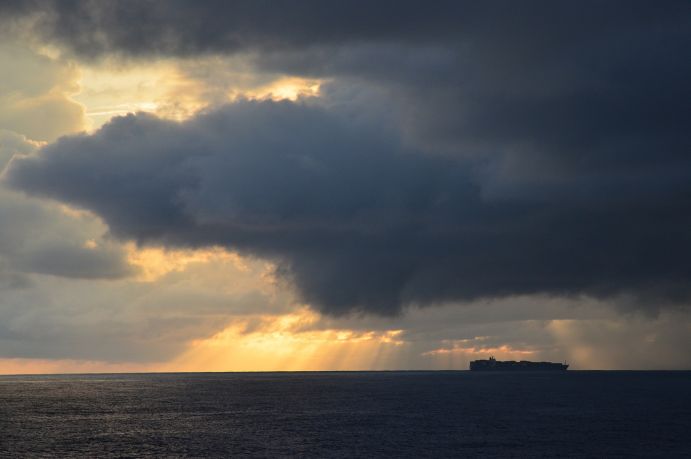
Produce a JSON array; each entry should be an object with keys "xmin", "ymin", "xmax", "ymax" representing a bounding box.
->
[{"xmin": 470, "ymin": 356, "xmax": 568, "ymax": 371}]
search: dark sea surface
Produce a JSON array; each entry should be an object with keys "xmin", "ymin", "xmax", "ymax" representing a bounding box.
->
[{"xmin": 1, "ymin": 371, "xmax": 690, "ymax": 458}]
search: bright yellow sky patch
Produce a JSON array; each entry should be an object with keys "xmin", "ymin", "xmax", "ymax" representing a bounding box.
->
[
  {"xmin": 73, "ymin": 61, "xmax": 194, "ymax": 130},
  {"xmin": 125, "ymin": 243, "xmax": 251, "ymax": 282},
  {"xmin": 166, "ymin": 308, "xmax": 406, "ymax": 372},
  {"xmin": 242, "ymin": 77, "xmax": 322, "ymax": 102},
  {"xmin": 74, "ymin": 59, "xmax": 324, "ymax": 131}
]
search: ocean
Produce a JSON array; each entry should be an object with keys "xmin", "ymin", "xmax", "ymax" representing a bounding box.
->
[{"xmin": 1, "ymin": 371, "xmax": 690, "ymax": 457}]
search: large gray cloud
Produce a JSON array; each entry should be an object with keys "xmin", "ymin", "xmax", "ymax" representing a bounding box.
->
[
  {"xmin": 3, "ymin": 1, "xmax": 690, "ymax": 316},
  {"xmin": 6, "ymin": 99, "xmax": 691, "ymax": 315},
  {"xmin": 0, "ymin": 130, "xmax": 132, "ymax": 282}
]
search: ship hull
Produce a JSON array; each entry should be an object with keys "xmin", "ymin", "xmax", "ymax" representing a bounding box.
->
[{"xmin": 470, "ymin": 360, "xmax": 568, "ymax": 371}]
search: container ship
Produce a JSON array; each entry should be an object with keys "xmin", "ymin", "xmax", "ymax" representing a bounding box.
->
[{"xmin": 469, "ymin": 356, "xmax": 568, "ymax": 371}]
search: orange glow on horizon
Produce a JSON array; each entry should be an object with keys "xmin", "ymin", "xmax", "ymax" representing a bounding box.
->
[
  {"xmin": 0, "ymin": 358, "xmax": 155, "ymax": 375},
  {"xmin": 0, "ymin": 309, "xmax": 408, "ymax": 375},
  {"xmin": 164, "ymin": 309, "xmax": 406, "ymax": 372}
]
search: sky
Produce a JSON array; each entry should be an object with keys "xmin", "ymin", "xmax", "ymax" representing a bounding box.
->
[{"xmin": 0, "ymin": 0, "xmax": 689, "ymax": 373}]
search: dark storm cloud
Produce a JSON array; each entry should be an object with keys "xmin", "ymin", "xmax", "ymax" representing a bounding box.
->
[
  {"xmin": 2, "ymin": 0, "xmax": 464, "ymax": 57},
  {"xmin": 3, "ymin": 1, "xmax": 691, "ymax": 314},
  {"xmin": 4, "ymin": 0, "xmax": 690, "ymax": 156},
  {"xmin": 7, "ymin": 0, "xmax": 687, "ymax": 172},
  {"xmin": 6, "ymin": 99, "xmax": 691, "ymax": 315},
  {"xmin": 2, "ymin": 1, "xmax": 687, "ymax": 61}
]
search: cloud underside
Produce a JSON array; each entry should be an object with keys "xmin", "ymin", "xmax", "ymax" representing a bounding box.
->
[
  {"xmin": 6, "ymin": 97, "xmax": 691, "ymax": 315},
  {"xmin": 3, "ymin": 1, "xmax": 691, "ymax": 316}
]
